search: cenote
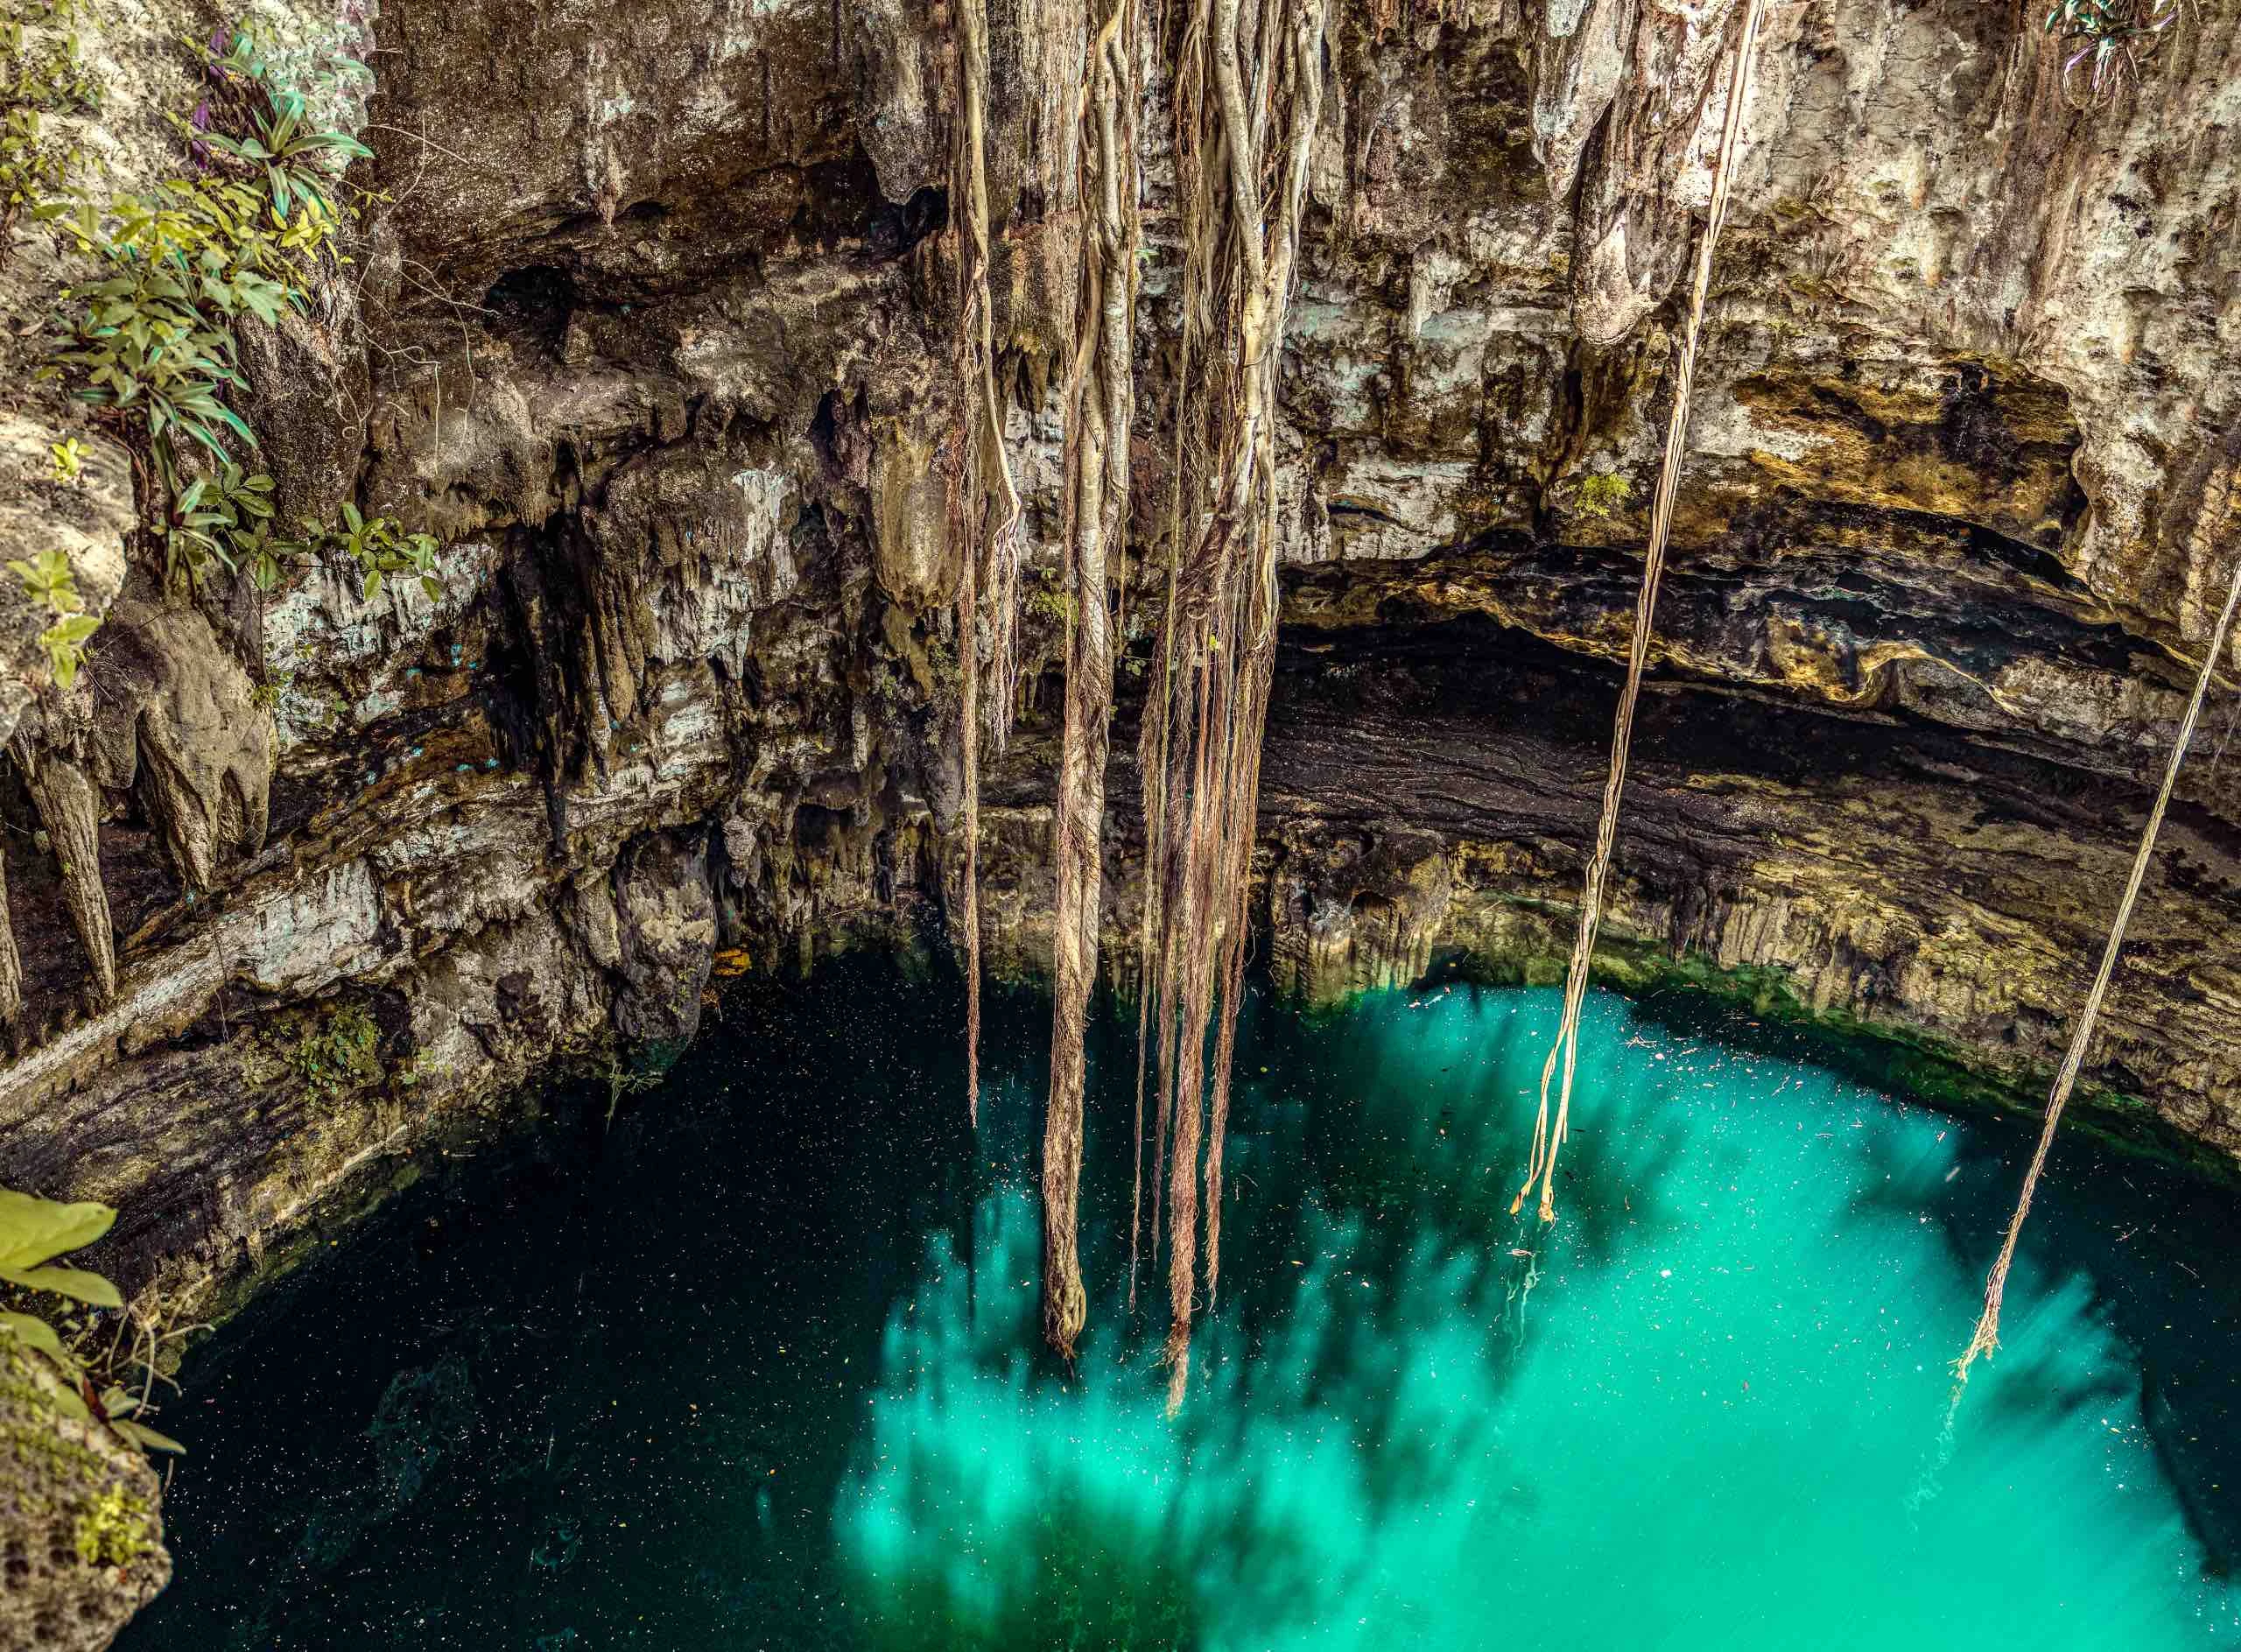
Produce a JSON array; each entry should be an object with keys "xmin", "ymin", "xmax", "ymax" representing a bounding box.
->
[{"xmin": 120, "ymin": 960, "xmax": 2241, "ymax": 1650}]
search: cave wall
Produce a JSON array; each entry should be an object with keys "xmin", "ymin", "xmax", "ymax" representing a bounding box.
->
[{"xmin": 0, "ymin": 0, "xmax": 2236, "ymax": 1369}]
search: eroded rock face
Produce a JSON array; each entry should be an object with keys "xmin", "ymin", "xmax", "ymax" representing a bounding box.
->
[
  {"xmin": 0, "ymin": 1335, "xmax": 168, "ymax": 1652},
  {"xmin": 0, "ymin": 14, "xmax": 2237, "ymax": 1592},
  {"xmin": 613, "ymin": 830, "xmax": 719, "ymax": 1049},
  {"xmin": 1252, "ymin": 620, "xmax": 2241, "ymax": 1162}
]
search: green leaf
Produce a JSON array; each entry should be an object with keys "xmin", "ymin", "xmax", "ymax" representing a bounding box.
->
[
  {"xmin": 420, "ymin": 574, "xmax": 443, "ymax": 602},
  {"xmin": 0, "ymin": 1264, "xmax": 122, "ymax": 1308},
  {"xmin": 0, "ymin": 1189, "xmax": 115, "ymax": 1270},
  {"xmin": 362, "ymin": 567, "xmax": 382, "ymax": 601},
  {"xmin": 112, "ymin": 1418, "xmax": 186, "ymax": 1454},
  {"xmin": 0, "ymin": 1311, "xmax": 65, "ymax": 1362}
]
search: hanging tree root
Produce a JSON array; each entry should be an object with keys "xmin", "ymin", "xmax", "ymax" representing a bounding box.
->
[
  {"xmin": 1954, "ymin": 540, "xmax": 2241, "ymax": 1386},
  {"xmin": 1515, "ymin": 0, "xmax": 1768, "ymax": 1224},
  {"xmin": 1137, "ymin": 0, "xmax": 1328, "ymax": 1411},
  {"xmin": 950, "ymin": 0, "xmax": 1024, "ymax": 1127},
  {"xmin": 1043, "ymin": 0, "xmax": 1142, "ymax": 1362}
]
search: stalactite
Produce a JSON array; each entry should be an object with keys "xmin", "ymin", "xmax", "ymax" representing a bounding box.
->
[
  {"xmin": 952, "ymin": 0, "xmax": 1026, "ymax": 1126},
  {"xmin": 1043, "ymin": 0, "xmax": 1143, "ymax": 1361},
  {"xmin": 22, "ymin": 749, "xmax": 116, "ymax": 1002},
  {"xmin": 1954, "ymin": 547, "xmax": 2241, "ymax": 1387},
  {"xmin": 1514, "ymin": 0, "xmax": 1767, "ymax": 1224},
  {"xmin": 1134, "ymin": 0, "xmax": 1328, "ymax": 1410}
]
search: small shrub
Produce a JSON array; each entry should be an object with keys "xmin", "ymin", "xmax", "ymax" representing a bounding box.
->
[
  {"xmin": 27, "ymin": 24, "xmax": 443, "ymax": 615},
  {"xmin": 0, "ymin": 1186, "xmax": 182, "ymax": 1452},
  {"xmin": 282, "ymin": 1002, "xmax": 384, "ymax": 1098},
  {"xmin": 163, "ymin": 460, "xmax": 277, "ymax": 590},
  {"xmin": 309, "ymin": 502, "xmax": 441, "ymax": 603},
  {"xmin": 193, "ymin": 56, "xmax": 369, "ymax": 221}
]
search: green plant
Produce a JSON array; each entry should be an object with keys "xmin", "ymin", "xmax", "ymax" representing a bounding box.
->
[
  {"xmin": 0, "ymin": 104, "xmax": 65, "ymax": 231},
  {"xmin": 0, "ymin": 1, "xmax": 98, "ymax": 239},
  {"xmin": 279, "ymin": 1002, "xmax": 383, "ymax": 1098},
  {"xmin": 30, "ymin": 23, "xmax": 385, "ymax": 605},
  {"xmin": 47, "ymin": 433, "xmax": 82, "ymax": 481},
  {"xmin": 196, "ymin": 62, "xmax": 370, "ymax": 221},
  {"xmin": 41, "ymin": 185, "xmax": 294, "ymax": 461},
  {"xmin": 1, "ymin": 2, "xmax": 99, "ymax": 112},
  {"xmin": 74, "ymin": 1485, "xmax": 155, "ymax": 1566},
  {"xmin": 163, "ymin": 460, "xmax": 281, "ymax": 590},
  {"xmin": 0, "ymin": 1185, "xmax": 119, "ymax": 1314},
  {"xmin": 11, "ymin": 542, "xmax": 77, "ymax": 611},
  {"xmin": 0, "ymin": 1187, "xmax": 181, "ymax": 1452},
  {"xmin": 2047, "ymin": 0, "xmax": 2179, "ymax": 93},
  {"xmin": 306, "ymin": 501, "xmax": 440, "ymax": 602},
  {"xmin": 1575, "ymin": 471, "xmax": 1632, "ymax": 521},
  {"xmin": 9, "ymin": 545, "xmax": 98, "ymax": 686},
  {"xmin": 1027, "ymin": 566, "xmax": 1074, "ymax": 626},
  {"xmin": 36, "ymin": 608, "xmax": 95, "ymax": 685}
]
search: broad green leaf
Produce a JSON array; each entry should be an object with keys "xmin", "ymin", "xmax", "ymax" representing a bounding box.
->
[
  {"xmin": 0, "ymin": 1263, "xmax": 122, "ymax": 1308},
  {"xmin": 0, "ymin": 1311, "xmax": 64, "ymax": 1362},
  {"xmin": 113, "ymin": 1418, "xmax": 186, "ymax": 1454},
  {"xmin": 0, "ymin": 1189, "xmax": 115, "ymax": 1270}
]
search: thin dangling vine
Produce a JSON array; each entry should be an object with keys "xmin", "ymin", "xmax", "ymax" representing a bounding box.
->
[
  {"xmin": 1043, "ymin": 0, "xmax": 1143, "ymax": 1361},
  {"xmin": 1953, "ymin": 545, "xmax": 2241, "ymax": 1388},
  {"xmin": 1514, "ymin": 0, "xmax": 1767, "ymax": 1224},
  {"xmin": 1134, "ymin": 0, "xmax": 1328, "ymax": 1410},
  {"xmin": 952, "ymin": 0, "xmax": 1025, "ymax": 1127}
]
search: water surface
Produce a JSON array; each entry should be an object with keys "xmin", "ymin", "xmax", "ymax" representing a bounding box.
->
[{"xmin": 121, "ymin": 960, "xmax": 2241, "ymax": 1649}]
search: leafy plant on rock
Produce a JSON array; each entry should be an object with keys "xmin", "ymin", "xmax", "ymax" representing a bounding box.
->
[
  {"xmin": 1574, "ymin": 471, "xmax": 1632, "ymax": 522},
  {"xmin": 9, "ymin": 545, "xmax": 98, "ymax": 686},
  {"xmin": 0, "ymin": 1186, "xmax": 184, "ymax": 1454},
  {"xmin": 2047, "ymin": 0, "xmax": 2181, "ymax": 95},
  {"xmin": 309, "ymin": 502, "xmax": 442, "ymax": 603},
  {"xmin": 162, "ymin": 460, "xmax": 276, "ymax": 590},
  {"xmin": 26, "ymin": 23, "xmax": 444, "ymax": 614},
  {"xmin": 197, "ymin": 67, "xmax": 369, "ymax": 221},
  {"xmin": 0, "ymin": 0, "xmax": 97, "ymax": 243}
]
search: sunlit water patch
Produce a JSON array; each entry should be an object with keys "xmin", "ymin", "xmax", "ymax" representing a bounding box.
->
[{"xmin": 120, "ymin": 961, "xmax": 2241, "ymax": 1649}]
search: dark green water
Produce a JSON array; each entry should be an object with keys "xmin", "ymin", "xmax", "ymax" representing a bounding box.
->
[{"xmin": 120, "ymin": 960, "xmax": 2241, "ymax": 1650}]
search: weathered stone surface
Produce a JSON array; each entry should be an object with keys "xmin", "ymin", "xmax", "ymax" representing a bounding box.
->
[
  {"xmin": 612, "ymin": 830, "xmax": 718, "ymax": 1049},
  {"xmin": 0, "ymin": 1334, "xmax": 167, "ymax": 1652},
  {"xmin": 1249, "ymin": 619, "xmax": 2241, "ymax": 1163}
]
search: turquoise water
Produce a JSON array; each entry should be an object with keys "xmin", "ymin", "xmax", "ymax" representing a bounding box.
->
[{"xmin": 120, "ymin": 961, "xmax": 2241, "ymax": 1649}]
